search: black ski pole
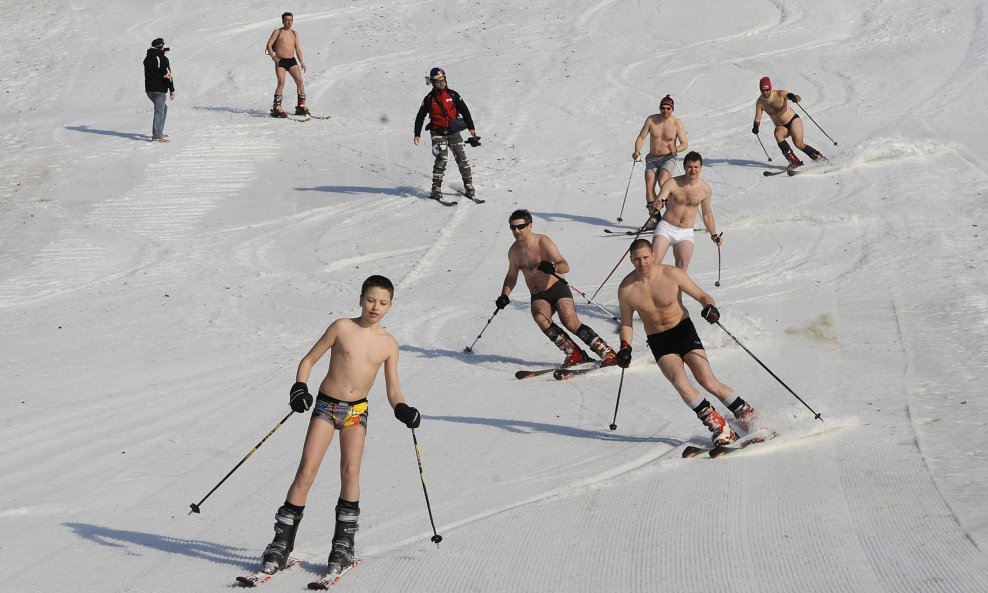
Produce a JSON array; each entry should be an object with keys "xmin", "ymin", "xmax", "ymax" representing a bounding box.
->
[
  {"xmin": 590, "ymin": 219, "xmax": 650, "ymax": 301},
  {"xmin": 755, "ymin": 133, "xmax": 773, "ymax": 161},
  {"xmin": 411, "ymin": 429, "xmax": 443, "ymax": 546},
  {"xmin": 464, "ymin": 307, "xmax": 501, "ymax": 353},
  {"xmin": 609, "ymin": 367, "xmax": 625, "ymax": 431},
  {"xmin": 616, "ymin": 160, "xmax": 639, "ymax": 222},
  {"xmin": 189, "ymin": 410, "xmax": 295, "ymax": 515},
  {"xmin": 714, "ymin": 321, "xmax": 823, "ymax": 421},
  {"xmin": 793, "ymin": 101, "xmax": 838, "ymax": 146},
  {"xmin": 714, "ymin": 236, "xmax": 722, "ymax": 287}
]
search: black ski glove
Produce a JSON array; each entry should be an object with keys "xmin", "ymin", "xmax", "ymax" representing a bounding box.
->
[
  {"xmin": 495, "ymin": 294, "xmax": 510, "ymax": 310},
  {"xmin": 537, "ymin": 261, "xmax": 556, "ymax": 275},
  {"xmin": 701, "ymin": 305, "xmax": 720, "ymax": 324},
  {"xmin": 466, "ymin": 136, "xmax": 482, "ymax": 147},
  {"xmin": 752, "ymin": 122, "xmax": 760, "ymax": 135},
  {"xmin": 289, "ymin": 381, "xmax": 313, "ymax": 413},
  {"xmin": 394, "ymin": 402, "xmax": 421, "ymax": 429},
  {"xmin": 616, "ymin": 341, "xmax": 632, "ymax": 368},
  {"xmin": 786, "ymin": 93, "xmax": 798, "ymax": 102},
  {"xmin": 711, "ymin": 232, "xmax": 723, "ymax": 245}
]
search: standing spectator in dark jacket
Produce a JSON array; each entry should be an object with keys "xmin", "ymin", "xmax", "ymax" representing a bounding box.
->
[
  {"xmin": 143, "ymin": 38, "xmax": 175, "ymax": 142},
  {"xmin": 414, "ymin": 67, "xmax": 480, "ymax": 201}
]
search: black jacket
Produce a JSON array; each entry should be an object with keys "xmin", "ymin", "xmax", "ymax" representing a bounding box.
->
[
  {"xmin": 414, "ymin": 88, "xmax": 474, "ymax": 136},
  {"xmin": 144, "ymin": 48, "xmax": 174, "ymax": 93}
]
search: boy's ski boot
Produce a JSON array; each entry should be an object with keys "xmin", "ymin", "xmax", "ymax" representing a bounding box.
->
[
  {"xmin": 261, "ymin": 505, "xmax": 303, "ymax": 574},
  {"xmin": 327, "ymin": 500, "xmax": 359, "ymax": 574}
]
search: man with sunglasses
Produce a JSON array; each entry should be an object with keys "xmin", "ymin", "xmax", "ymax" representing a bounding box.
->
[
  {"xmin": 633, "ymin": 95, "xmax": 689, "ymax": 229},
  {"xmin": 414, "ymin": 67, "xmax": 480, "ymax": 201},
  {"xmin": 496, "ymin": 210, "xmax": 619, "ymax": 368},
  {"xmin": 752, "ymin": 76, "xmax": 825, "ymax": 169}
]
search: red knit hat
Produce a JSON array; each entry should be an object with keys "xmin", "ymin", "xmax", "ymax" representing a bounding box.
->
[
  {"xmin": 759, "ymin": 76, "xmax": 772, "ymax": 90},
  {"xmin": 660, "ymin": 95, "xmax": 674, "ymax": 109}
]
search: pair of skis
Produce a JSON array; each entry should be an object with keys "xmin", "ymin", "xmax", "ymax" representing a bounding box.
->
[
  {"xmin": 515, "ymin": 361, "xmax": 607, "ymax": 381},
  {"xmin": 236, "ymin": 558, "xmax": 361, "ymax": 589},
  {"xmin": 430, "ymin": 189, "xmax": 486, "ymax": 207},
  {"xmin": 763, "ymin": 157, "xmax": 831, "ymax": 177}
]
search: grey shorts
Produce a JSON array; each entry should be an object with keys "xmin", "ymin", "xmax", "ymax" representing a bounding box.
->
[{"xmin": 645, "ymin": 154, "xmax": 677, "ymax": 176}]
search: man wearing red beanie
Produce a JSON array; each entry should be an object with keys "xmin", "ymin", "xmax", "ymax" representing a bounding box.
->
[
  {"xmin": 752, "ymin": 76, "xmax": 825, "ymax": 169},
  {"xmin": 633, "ymin": 94, "xmax": 689, "ymax": 229}
]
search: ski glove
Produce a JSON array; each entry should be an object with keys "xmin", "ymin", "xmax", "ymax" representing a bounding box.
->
[
  {"xmin": 752, "ymin": 122, "xmax": 759, "ymax": 135},
  {"xmin": 537, "ymin": 261, "xmax": 556, "ymax": 275},
  {"xmin": 701, "ymin": 305, "xmax": 720, "ymax": 324},
  {"xmin": 786, "ymin": 93, "xmax": 798, "ymax": 102},
  {"xmin": 466, "ymin": 136, "xmax": 482, "ymax": 147},
  {"xmin": 711, "ymin": 232, "xmax": 723, "ymax": 245},
  {"xmin": 616, "ymin": 341, "xmax": 632, "ymax": 368},
  {"xmin": 290, "ymin": 381, "xmax": 313, "ymax": 413},
  {"xmin": 495, "ymin": 294, "xmax": 510, "ymax": 310},
  {"xmin": 394, "ymin": 403, "xmax": 421, "ymax": 429}
]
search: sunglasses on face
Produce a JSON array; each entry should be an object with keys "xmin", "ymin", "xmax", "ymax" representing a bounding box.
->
[{"xmin": 509, "ymin": 222, "xmax": 529, "ymax": 231}]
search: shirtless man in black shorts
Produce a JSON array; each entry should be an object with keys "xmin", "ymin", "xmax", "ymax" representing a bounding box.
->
[
  {"xmin": 752, "ymin": 76, "xmax": 824, "ymax": 169},
  {"xmin": 497, "ymin": 209, "xmax": 618, "ymax": 368},
  {"xmin": 266, "ymin": 12, "xmax": 308, "ymax": 117},
  {"xmin": 616, "ymin": 239, "xmax": 756, "ymax": 446}
]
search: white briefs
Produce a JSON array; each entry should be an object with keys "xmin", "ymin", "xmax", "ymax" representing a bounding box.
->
[{"xmin": 653, "ymin": 219, "xmax": 694, "ymax": 245}]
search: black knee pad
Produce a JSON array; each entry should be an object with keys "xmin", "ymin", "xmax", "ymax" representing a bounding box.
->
[{"xmin": 575, "ymin": 324, "xmax": 598, "ymax": 345}]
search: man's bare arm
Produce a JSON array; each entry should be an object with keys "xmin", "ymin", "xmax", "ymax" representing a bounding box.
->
[
  {"xmin": 617, "ymin": 287, "xmax": 635, "ymax": 346},
  {"xmin": 699, "ymin": 195, "xmax": 717, "ymax": 238},
  {"xmin": 541, "ymin": 237, "xmax": 570, "ymax": 275},
  {"xmin": 266, "ymin": 29, "xmax": 279, "ymax": 58},
  {"xmin": 294, "ymin": 31, "xmax": 305, "ymax": 69},
  {"xmin": 676, "ymin": 268, "xmax": 714, "ymax": 309},
  {"xmin": 674, "ymin": 120, "xmax": 688, "ymax": 154},
  {"xmin": 501, "ymin": 257, "xmax": 520, "ymax": 296},
  {"xmin": 655, "ymin": 177, "xmax": 675, "ymax": 206},
  {"xmin": 633, "ymin": 119, "xmax": 650, "ymax": 158}
]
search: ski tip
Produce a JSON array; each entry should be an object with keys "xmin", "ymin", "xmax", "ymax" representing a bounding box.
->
[{"xmin": 681, "ymin": 445, "xmax": 708, "ymax": 458}]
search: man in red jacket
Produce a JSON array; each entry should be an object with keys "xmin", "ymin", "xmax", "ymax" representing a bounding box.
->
[{"xmin": 414, "ymin": 67, "xmax": 481, "ymax": 201}]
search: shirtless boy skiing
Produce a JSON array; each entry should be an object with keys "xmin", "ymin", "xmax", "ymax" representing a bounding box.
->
[{"xmin": 257, "ymin": 275, "xmax": 421, "ymax": 577}]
